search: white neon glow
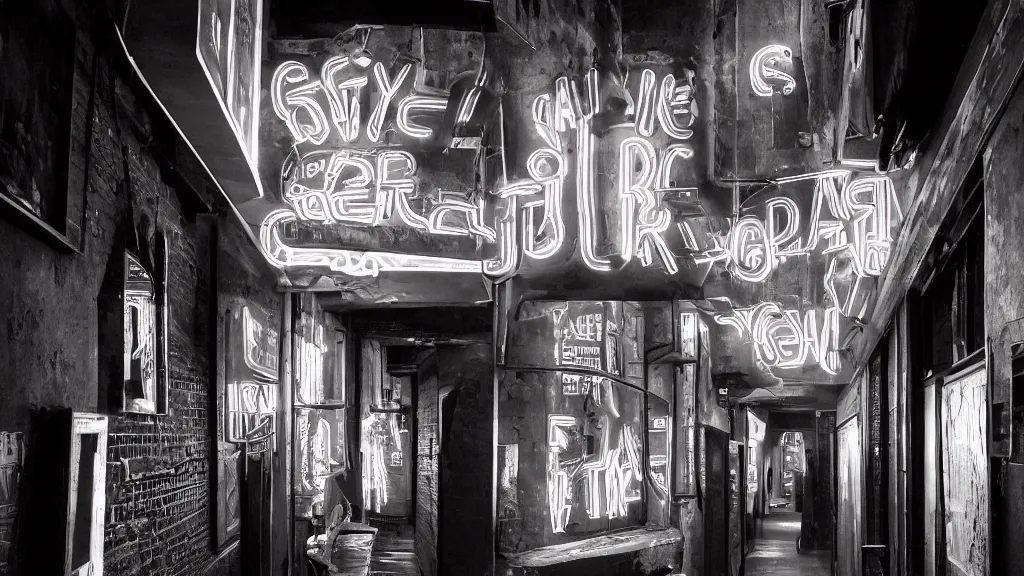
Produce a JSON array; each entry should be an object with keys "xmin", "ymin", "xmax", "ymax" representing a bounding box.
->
[
  {"xmin": 522, "ymin": 148, "xmax": 566, "ymax": 259},
  {"xmin": 634, "ymin": 69, "xmax": 658, "ymax": 138},
  {"xmin": 259, "ymin": 209, "xmax": 483, "ymax": 277},
  {"xmin": 577, "ymin": 68, "xmax": 599, "ymax": 120},
  {"xmin": 397, "ymin": 95, "xmax": 449, "ymax": 139},
  {"xmin": 546, "ymin": 412, "xmax": 643, "ymax": 532},
  {"xmin": 375, "ymin": 151, "xmax": 427, "ymax": 229},
  {"xmin": 842, "ymin": 176, "xmax": 903, "ymax": 276},
  {"xmin": 427, "ymin": 191, "xmax": 497, "ymax": 242},
  {"xmin": 532, "ymin": 93, "xmax": 561, "ymax": 150},
  {"xmin": 729, "ymin": 216, "xmax": 772, "ymax": 282},
  {"xmin": 271, "ymin": 61, "xmax": 330, "ymax": 145},
  {"xmin": 367, "ymin": 62, "xmax": 412, "ymax": 143},
  {"xmin": 656, "ymin": 74, "xmax": 696, "ymax": 140},
  {"xmin": 456, "ymin": 69, "xmax": 488, "ymax": 125},
  {"xmin": 619, "ymin": 137, "xmax": 677, "ymax": 274},
  {"xmin": 553, "ymin": 76, "xmax": 580, "ymax": 132},
  {"xmin": 765, "ymin": 197, "xmax": 802, "ymax": 258},
  {"xmin": 658, "ymin": 144, "xmax": 695, "ymax": 189},
  {"xmin": 749, "ymin": 45, "xmax": 796, "ymax": 97},
  {"xmin": 576, "ymin": 118, "xmax": 612, "ymax": 272},
  {"xmin": 715, "ymin": 304, "xmax": 841, "ymax": 375},
  {"xmin": 321, "ymin": 55, "xmax": 368, "ymax": 142},
  {"xmin": 547, "ymin": 414, "xmax": 577, "ymax": 533}
]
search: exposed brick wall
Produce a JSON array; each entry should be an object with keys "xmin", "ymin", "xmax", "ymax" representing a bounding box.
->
[
  {"xmin": 415, "ymin": 352, "xmax": 439, "ymax": 576},
  {"xmin": 0, "ymin": 3, "xmax": 265, "ymax": 574}
]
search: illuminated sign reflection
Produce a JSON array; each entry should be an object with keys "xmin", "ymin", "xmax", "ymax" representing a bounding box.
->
[{"xmin": 545, "ymin": 379, "xmax": 644, "ymax": 534}]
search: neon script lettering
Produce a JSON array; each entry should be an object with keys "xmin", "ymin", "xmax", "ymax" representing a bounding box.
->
[
  {"xmin": 715, "ymin": 304, "xmax": 842, "ymax": 375},
  {"xmin": 261, "ymin": 62, "xmax": 704, "ymax": 278}
]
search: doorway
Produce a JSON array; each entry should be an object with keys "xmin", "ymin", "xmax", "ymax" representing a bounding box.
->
[
  {"xmin": 361, "ymin": 343, "xmax": 428, "ymax": 576},
  {"xmin": 836, "ymin": 416, "xmax": 863, "ymax": 576},
  {"xmin": 352, "ymin": 306, "xmax": 495, "ymax": 576}
]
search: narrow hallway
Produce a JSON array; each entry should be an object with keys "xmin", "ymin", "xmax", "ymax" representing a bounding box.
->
[{"xmin": 745, "ymin": 510, "xmax": 830, "ymax": 576}]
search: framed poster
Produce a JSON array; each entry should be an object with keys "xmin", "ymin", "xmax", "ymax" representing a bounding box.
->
[
  {"xmin": 940, "ymin": 360, "xmax": 989, "ymax": 576},
  {"xmin": 213, "ymin": 302, "xmax": 279, "ymax": 549},
  {"xmin": 0, "ymin": 0, "xmax": 80, "ymax": 250}
]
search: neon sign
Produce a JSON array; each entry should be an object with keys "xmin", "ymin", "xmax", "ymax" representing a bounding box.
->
[
  {"xmin": 243, "ymin": 306, "xmax": 279, "ymax": 379},
  {"xmin": 711, "ymin": 170, "xmax": 902, "ymax": 374},
  {"xmin": 259, "ymin": 59, "xmax": 702, "ymax": 278},
  {"xmin": 546, "ymin": 412, "xmax": 644, "ymax": 533},
  {"xmin": 226, "ymin": 381, "xmax": 277, "ymax": 453},
  {"xmin": 263, "ymin": 57, "xmax": 900, "ymax": 286},
  {"xmin": 715, "ymin": 303, "xmax": 842, "ymax": 375},
  {"xmin": 749, "ymin": 45, "xmax": 796, "ymax": 97}
]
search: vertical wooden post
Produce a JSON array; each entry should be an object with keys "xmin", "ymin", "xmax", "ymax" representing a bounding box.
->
[{"xmin": 279, "ymin": 292, "xmax": 294, "ymax": 576}]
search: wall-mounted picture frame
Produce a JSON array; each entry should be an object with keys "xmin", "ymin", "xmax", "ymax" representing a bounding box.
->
[
  {"xmin": 98, "ymin": 233, "xmax": 170, "ymax": 415},
  {"xmin": 20, "ymin": 411, "xmax": 108, "ymax": 576},
  {"xmin": 0, "ymin": 0, "xmax": 81, "ymax": 252}
]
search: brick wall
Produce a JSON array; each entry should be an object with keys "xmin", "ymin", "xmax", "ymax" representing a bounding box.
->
[
  {"xmin": 0, "ymin": 3, "xmax": 267, "ymax": 574},
  {"xmin": 415, "ymin": 352, "xmax": 439, "ymax": 576}
]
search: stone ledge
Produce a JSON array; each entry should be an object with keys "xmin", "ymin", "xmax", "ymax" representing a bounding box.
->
[{"xmin": 502, "ymin": 525, "xmax": 683, "ymax": 568}]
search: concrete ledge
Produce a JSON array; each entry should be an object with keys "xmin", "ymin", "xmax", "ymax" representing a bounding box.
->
[{"xmin": 502, "ymin": 526, "xmax": 683, "ymax": 568}]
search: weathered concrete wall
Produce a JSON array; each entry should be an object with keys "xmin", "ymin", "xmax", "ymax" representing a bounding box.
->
[
  {"xmin": 437, "ymin": 345, "xmax": 494, "ymax": 576},
  {"xmin": 983, "ymin": 76, "xmax": 1024, "ymax": 575}
]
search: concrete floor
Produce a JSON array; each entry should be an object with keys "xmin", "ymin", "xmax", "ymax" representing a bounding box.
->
[
  {"xmin": 745, "ymin": 510, "xmax": 831, "ymax": 575},
  {"xmin": 368, "ymin": 523, "xmax": 419, "ymax": 576}
]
